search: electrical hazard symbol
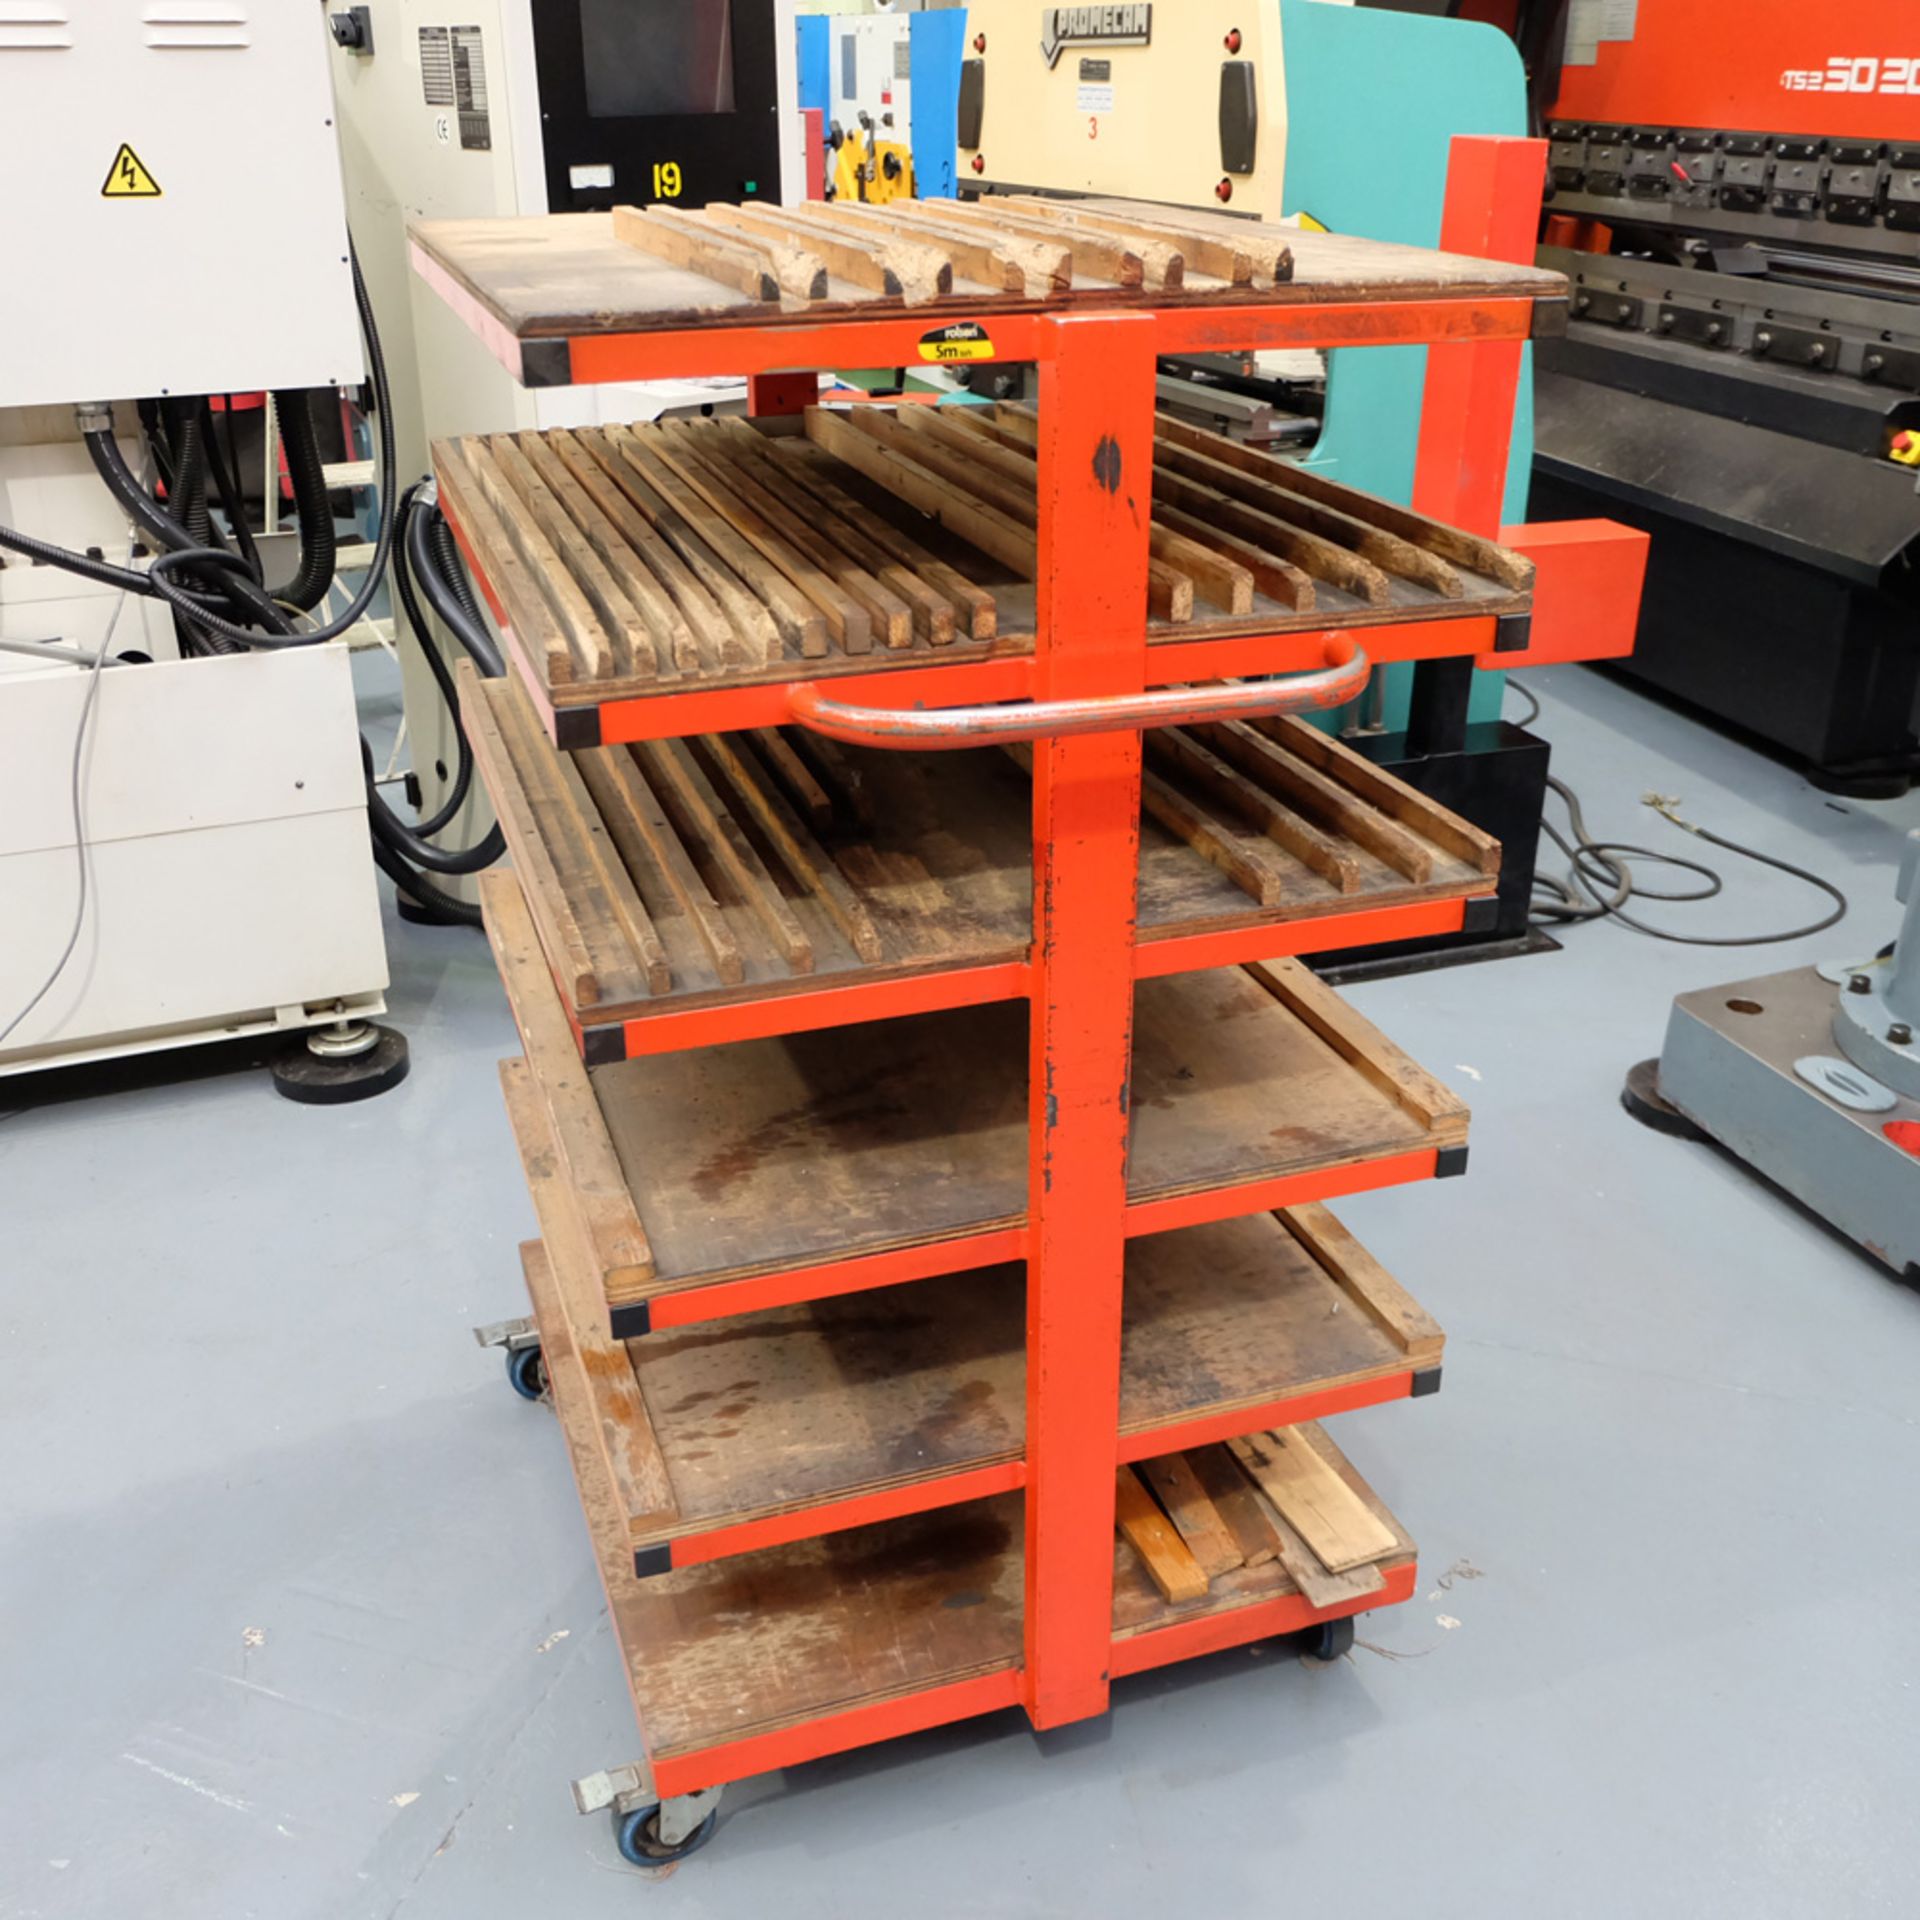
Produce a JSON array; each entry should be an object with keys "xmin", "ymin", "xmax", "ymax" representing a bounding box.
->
[{"xmin": 102, "ymin": 144, "xmax": 162, "ymax": 199}]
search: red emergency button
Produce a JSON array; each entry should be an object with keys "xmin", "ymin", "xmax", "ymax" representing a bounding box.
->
[
  {"xmin": 1225, "ymin": 28, "xmax": 1242, "ymax": 52},
  {"xmin": 974, "ymin": 32, "xmax": 986, "ymax": 52},
  {"xmin": 1215, "ymin": 177, "xmax": 1234, "ymax": 202}
]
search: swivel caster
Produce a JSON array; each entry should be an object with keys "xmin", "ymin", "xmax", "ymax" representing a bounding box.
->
[
  {"xmin": 615, "ymin": 1801, "xmax": 719, "ymax": 1868},
  {"xmin": 1301, "ymin": 1614, "xmax": 1355, "ymax": 1661},
  {"xmin": 506, "ymin": 1343, "xmax": 548, "ymax": 1402}
]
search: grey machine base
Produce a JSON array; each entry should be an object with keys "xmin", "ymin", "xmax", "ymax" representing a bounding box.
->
[{"xmin": 1648, "ymin": 964, "xmax": 1920, "ymax": 1284}]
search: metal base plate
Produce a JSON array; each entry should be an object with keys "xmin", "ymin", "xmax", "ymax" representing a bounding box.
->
[{"xmin": 1655, "ymin": 965, "xmax": 1920, "ymax": 1279}]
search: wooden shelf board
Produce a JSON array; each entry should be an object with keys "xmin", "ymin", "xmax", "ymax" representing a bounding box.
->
[
  {"xmin": 466, "ymin": 671, "xmax": 1497, "ymax": 1051},
  {"xmin": 508, "ymin": 1065, "xmax": 1442, "ymax": 1562},
  {"xmin": 411, "ymin": 210, "xmax": 1561, "ymax": 347},
  {"xmin": 589, "ymin": 962, "xmax": 1462, "ymax": 1304}
]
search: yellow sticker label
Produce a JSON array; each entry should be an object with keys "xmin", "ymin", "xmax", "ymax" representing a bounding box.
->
[
  {"xmin": 1295, "ymin": 210, "xmax": 1330, "ymax": 234},
  {"xmin": 919, "ymin": 321, "xmax": 995, "ymax": 364},
  {"xmin": 102, "ymin": 143, "xmax": 162, "ymax": 199}
]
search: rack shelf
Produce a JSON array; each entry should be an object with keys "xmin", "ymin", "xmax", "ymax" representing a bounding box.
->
[
  {"xmin": 507, "ymin": 1053, "xmax": 1442, "ymax": 1574},
  {"xmin": 535, "ymin": 1233, "xmax": 1415, "ymax": 1802},
  {"xmin": 465, "ymin": 670, "xmax": 1499, "ymax": 1060},
  {"xmin": 482, "ymin": 871, "xmax": 1468, "ymax": 1333}
]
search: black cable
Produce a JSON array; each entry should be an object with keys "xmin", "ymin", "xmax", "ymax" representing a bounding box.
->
[
  {"xmin": 274, "ymin": 389, "xmax": 339, "ymax": 612},
  {"xmin": 1511, "ymin": 684, "xmax": 1850, "ymax": 945},
  {"xmin": 369, "ymin": 831, "xmax": 484, "ymax": 929},
  {"xmin": 206, "ymin": 398, "xmax": 264, "ymax": 586}
]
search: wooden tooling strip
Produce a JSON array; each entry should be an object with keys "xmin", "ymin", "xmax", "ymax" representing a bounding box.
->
[
  {"xmin": 1118, "ymin": 1424, "xmax": 1411, "ymax": 1605},
  {"xmin": 432, "ymin": 410, "xmax": 1532, "ymax": 695},
  {"xmin": 464, "ymin": 666, "xmax": 1497, "ymax": 1025}
]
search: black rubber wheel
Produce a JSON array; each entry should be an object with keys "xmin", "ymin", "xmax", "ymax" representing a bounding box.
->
[
  {"xmin": 506, "ymin": 1344, "xmax": 548, "ymax": 1402},
  {"xmin": 1303, "ymin": 1615, "xmax": 1355, "ymax": 1661},
  {"xmin": 1620, "ymin": 1057, "xmax": 1707, "ymax": 1141},
  {"xmin": 616, "ymin": 1804, "xmax": 719, "ymax": 1868},
  {"xmin": 270, "ymin": 1025, "xmax": 411, "ymax": 1105}
]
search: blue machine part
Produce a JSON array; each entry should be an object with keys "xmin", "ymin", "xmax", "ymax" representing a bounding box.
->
[
  {"xmin": 909, "ymin": 10, "xmax": 968, "ymax": 203},
  {"xmin": 1280, "ymin": 0, "xmax": 1533, "ymax": 728},
  {"xmin": 796, "ymin": 13, "xmax": 831, "ymax": 123}
]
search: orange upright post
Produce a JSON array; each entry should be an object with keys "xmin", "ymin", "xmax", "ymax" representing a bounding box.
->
[{"xmin": 1022, "ymin": 310, "xmax": 1158, "ymax": 1730}]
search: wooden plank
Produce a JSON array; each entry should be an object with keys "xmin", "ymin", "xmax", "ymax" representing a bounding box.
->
[
  {"xmin": 541, "ymin": 428, "xmax": 701, "ymax": 673},
  {"xmin": 508, "ymin": 432, "xmax": 660, "ymax": 679},
  {"xmin": 1246, "ymin": 959, "xmax": 1468, "ymax": 1135},
  {"xmin": 1136, "ymin": 1453, "xmax": 1244, "ymax": 1579},
  {"xmin": 1114, "ymin": 1467, "xmax": 1209, "ymax": 1603},
  {"xmin": 927, "ymin": 409, "xmax": 1248, "ymax": 614},
  {"xmin": 1255, "ymin": 714, "xmax": 1502, "ymax": 874},
  {"xmin": 660, "ymin": 422, "xmax": 906, "ymax": 652},
  {"xmin": 462, "ymin": 671, "xmax": 600, "ymax": 1005},
  {"xmin": 1153, "ymin": 433, "xmax": 1464, "ymax": 597},
  {"xmin": 832, "ymin": 200, "xmax": 1071, "ymax": 297},
  {"xmin": 805, "ymin": 405, "xmax": 1040, "ymax": 581},
  {"xmin": 1154, "ymin": 410, "xmax": 1533, "ymax": 590},
  {"xmin": 869, "ymin": 407, "xmax": 1194, "ymax": 623},
  {"xmin": 433, "ymin": 441, "xmax": 572, "ymax": 688},
  {"xmin": 502, "ymin": 1085, "xmax": 676, "ymax": 1529},
  {"xmin": 1139, "ymin": 766, "xmax": 1289, "ymax": 907},
  {"xmin": 489, "ymin": 432, "xmax": 650, "ymax": 674},
  {"xmin": 779, "ymin": 725, "xmax": 876, "ymax": 830},
  {"xmin": 1004, "ymin": 195, "xmax": 1282, "ymax": 287},
  {"xmin": 478, "ymin": 868, "xmax": 657, "ymax": 1303},
  {"xmin": 1147, "ymin": 454, "xmax": 1394, "ymax": 606},
  {"xmin": 1148, "ymin": 730, "xmax": 1362, "ymax": 893},
  {"xmin": 1260, "ymin": 1499, "xmax": 1387, "ymax": 1611},
  {"xmin": 1279, "ymin": 1204, "xmax": 1446, "ymax": 1366},
  {"xmin": 1228, "ymin": 1429, "xmax": 1400, "ymax": 1574},
  {"xmin": 706, "ymin": 201, "xmax": 953, "ymax": 303},
  {"xmin": 631, "ymin": 737, "xmax": 815, "ymax": 974},
  {"xmin": 639, "ymin": 423, "xmax": 870, "ymax": 656},
  {"xmin": 1196, "ymin": 720, "xmax": 1434, "ymax": 883},
  {"xmin": 1185, "ymin": 1445, "xmax": 1281, "ymax": 1569},
  {"xmin": 610, "ymin": 203, "xmax": 826, "ymax": 304},
  {"xmin": 583, "ymin": 425, "xmax": 781, "ymax": 668},
  {"xmin": 749, "ymin": 728, "xmax": 835, "ymax": 830},
  {"xmin": 457, "ymin": 435, "xmax": 615, "ymax": 680},
  {"xmin": 491, "ymin": 665, "xmax": 666, "ymax": 1002},
  {"xmin": 695, "ymin": 733, "xmax": 886, "ymax": 961},
  {"xmin": 773, "ymin": 440, "xmax": 996, "ymax": 641},
  {"xmin": 576, "ymin": 746, "xmax": 746, "ymax": 988},
  {"xmin": 713, "ymin": 420, "xmax": 957, "ymax": 648},
  {"xmin": 923, "ymin": 196, "xmax": 1164, "ymax": 289}
]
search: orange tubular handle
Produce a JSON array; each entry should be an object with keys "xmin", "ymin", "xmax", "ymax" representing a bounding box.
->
[{"xmin": 787, "ymin": 639, "xmax": 1371, "ymax": 751}]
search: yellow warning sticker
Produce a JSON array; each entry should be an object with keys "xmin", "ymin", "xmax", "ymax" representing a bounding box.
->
[
  {"xmin": 102, "ymin": 144, "xmax": 162, "ymax": 199},
  {"xmin": 919, "ymin": 321, "xmax": 995, "ymax": 364}
]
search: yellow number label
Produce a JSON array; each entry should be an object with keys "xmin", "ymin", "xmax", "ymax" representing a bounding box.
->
[{"xmin": 652, "ymin": 161, "xmax": 684, "ymax": 200}]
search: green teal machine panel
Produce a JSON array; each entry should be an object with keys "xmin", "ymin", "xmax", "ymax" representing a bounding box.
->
[{"xmin": 1281, "ymin": 0, "xmax": 1533, "ymax": 729}]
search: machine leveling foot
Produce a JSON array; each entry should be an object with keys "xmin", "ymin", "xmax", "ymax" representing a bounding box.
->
[
  {"xmin": 270, "ymin": 1013, "xmax": 410, "ymax": 1105},
  {"xmin": 1619, "ymin": 1058, "xmax": 1707, "ymax": 1142}
]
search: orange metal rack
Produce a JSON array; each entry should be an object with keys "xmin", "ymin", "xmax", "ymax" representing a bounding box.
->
[{"xmin": 427, "ymin": 136, "xmax": 1644, "ymax": 1865}]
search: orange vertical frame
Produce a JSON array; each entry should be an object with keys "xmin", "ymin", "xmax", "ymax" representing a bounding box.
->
[{"xmin": 1022, "ymin": 311, "xmax": 1158, "ymax": 1731}]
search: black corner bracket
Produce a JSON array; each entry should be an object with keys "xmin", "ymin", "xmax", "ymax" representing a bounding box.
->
[
  {"xmin": 581, "ymin": 1024, "xmax": 627, "ymax": 1068},
  {"xmin": 1531, "ymin": 297, "xmax": 1570, "ymax": 340},
  {"xmin": 609, "ymin": 1301, "xmax": 653, "ymax": 1340},
  {"xmin": 1410, "ymin": 1366, "xmax": 1443, "ymax": 1399},
  {"xmin": 553, "ymin": 706, "xmax": 603, "ymax": 752},
  {"xmin": 1461, "ymin": 895, "xmax": 1501, "ymax": 936},
  {"xmin": 1435, "ymin": 1145, "xmax": 1471, "ymax": 1179},
  {"xmin": 1494, "ymin": 612, "xmax": 1532, "ymax": 655},
  {"xmin": 519, "ymin": 339, "xmax": 573, "ymax": 389},
  {"xmin": 633, "ymin": 1544, "xmax": 674, "ymax": 1579}
]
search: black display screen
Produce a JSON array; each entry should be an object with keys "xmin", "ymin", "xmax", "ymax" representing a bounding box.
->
[{"xmin": 579, "ymin": 0, "xmax": 738, "ymax": 119}]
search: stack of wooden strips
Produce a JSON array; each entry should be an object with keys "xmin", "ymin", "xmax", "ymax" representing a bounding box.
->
[
  {"xmin": 1118, "ymin": 1424, "xmax": 1407, "ymax": 1608},
  {"xmin": 432, "ymin": 408, "xmax": 1532, "ymax": 694},
  {"xmin": 462, "ymin": 666, "xmax": 1499, "ymax": 1015},
  {"xmin": 612, "ymin": 195, "xmax": 1296, "ymax": 306}
]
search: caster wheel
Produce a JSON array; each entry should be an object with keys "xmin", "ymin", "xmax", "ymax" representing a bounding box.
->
[
  {"xmin": 1302, "ymin": 1615, "xmax": 1355, "ymax": 1661},
  {"xmin": 506, "ymin": 1344, "xmax": 548, "ymax": 1402},
  {"xmin": 616, "ymin": 1803, "xmax": 719, "ymax": 1868},
  {"xmin": 1620, "ymin": 1058, "xmax": 1706, "ymax": 1141}
]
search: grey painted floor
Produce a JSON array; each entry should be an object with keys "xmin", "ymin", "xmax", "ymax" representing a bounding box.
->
[{"xmin": 3, "ymin": 665, "xmax": 1918, "ymax": 1920}]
